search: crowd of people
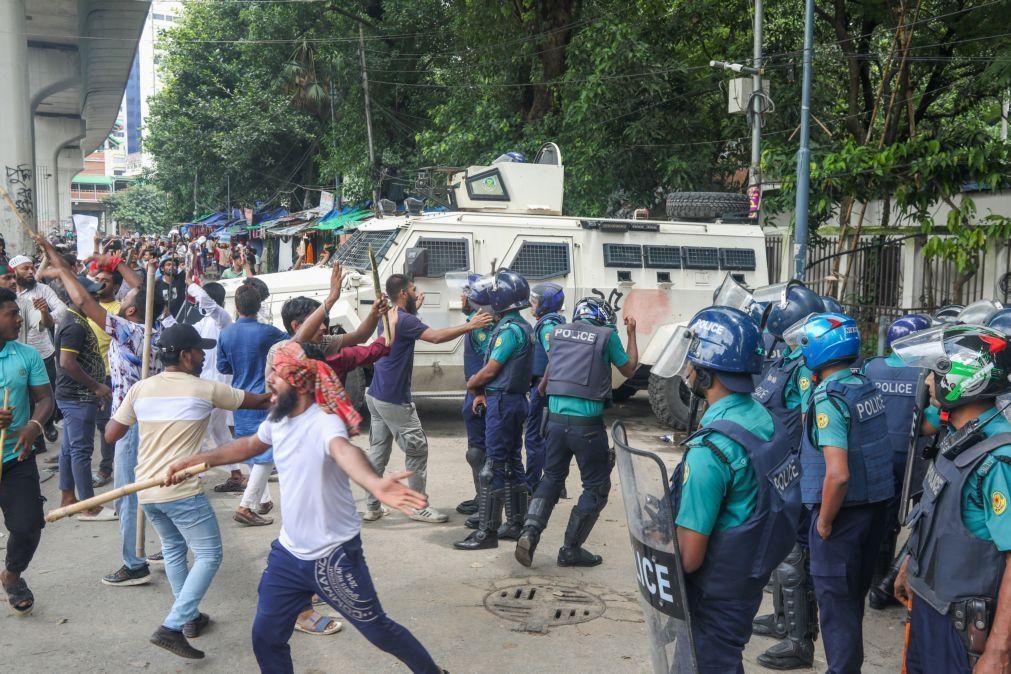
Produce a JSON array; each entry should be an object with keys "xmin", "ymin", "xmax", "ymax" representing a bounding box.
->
[{"xmin": 0, "ymin": 223, "xmax": 1007, "ymax": 674}]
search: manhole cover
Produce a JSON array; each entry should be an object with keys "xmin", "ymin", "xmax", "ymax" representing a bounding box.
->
[{"xmin": 484, "ymin": 581, "xmax": 606, "ymax": 633}]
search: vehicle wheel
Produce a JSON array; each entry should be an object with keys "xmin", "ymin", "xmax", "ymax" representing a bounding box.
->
[
  {"xmin": 648, "ymin": 374, "xmax": 693, "ymax": 430},
  {"xmin": 611, "ymin": 382, "xmax": 638, "ymax": 402},
  {"xmin": 666, "ymin": 191, "xmax": 750, "ymax": 221},
  {"xmin": 344, "ymin": 367, "xmax": 368, "ymax": 413}
]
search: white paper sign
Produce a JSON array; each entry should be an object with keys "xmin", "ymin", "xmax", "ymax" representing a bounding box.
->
[{"xmin": 72, "ymin": 214, "xmax": 98, "ymax": 260}]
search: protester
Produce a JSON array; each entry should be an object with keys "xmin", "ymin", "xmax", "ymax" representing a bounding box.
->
[
  {"xmin": 219, "ymin": 250, "xmax": 250, "ymax": 280},
  {"xmin": 0, "ymin": 287, "xmax": 56, "ymax": 617},
  {"xmin": 88, "ymin": 262, "xmax": 124, "ymax": 487},
  {"xmin": 54, "ymin": 276, "xmax": 116, "ymax": 521},
  {"xmin": 363, "ymin": 273, "xmax": 492, "ymax": 524},
  {"xmin": 106, "ymin": 323, "xmax": 270, "ymax": 659},
  {"xmin": 0, "ymin": 262, "xmax": 42, "ymax": 345},
  {"xmin": 164, "ymin": 341, "xmax": 445, "ymax": 673},
  {"xmin": 156, "ymin": 257, "xmax": 187, "ymax": 317},
  {"xmin": 217, "ymin": 284, "xmax": 287, "ymax": 526}
]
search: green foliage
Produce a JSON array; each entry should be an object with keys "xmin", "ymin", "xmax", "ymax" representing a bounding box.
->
[{"xmin": 103, "ymin": 176, "xmax": 173, "ymax": 234}]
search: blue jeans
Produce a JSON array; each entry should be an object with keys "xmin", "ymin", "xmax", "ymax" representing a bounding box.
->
[
  {"xmin": 113, "ymin": 425, "xmax": 145, "ymax": 570},
  {"xmin": 143, "ymin": 493, "xmax": 223, "ymax": 630},
  {"xmin": 57, "ymin": 398, "xmax": 98, "ymax": 501},
  {"xmin": 253, "ymin": 537, "xmax": 440, "ymax": 674}
]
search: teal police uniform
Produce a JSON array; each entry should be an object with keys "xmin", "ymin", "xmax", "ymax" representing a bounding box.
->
[
  {"xmin": 547, "ymin": 330, "xmax": 628, "ymax": 418},
  {"xmin": 462, "ymin": 311, "xmax": 493, "ymax": 508}
]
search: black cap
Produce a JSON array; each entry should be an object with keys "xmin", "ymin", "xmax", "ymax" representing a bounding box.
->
[
  {"xmin": 77, "ymin": 274, "xmax": 104, "ymax": 295},
  {"xmin": 157, "ymin": 323, "xmax": 217, "ymax": 352}
]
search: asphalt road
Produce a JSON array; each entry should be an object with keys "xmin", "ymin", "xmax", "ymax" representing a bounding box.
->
[{"xmin": 2, "ymin": 394, "xmax": 906, "ymax": 673}]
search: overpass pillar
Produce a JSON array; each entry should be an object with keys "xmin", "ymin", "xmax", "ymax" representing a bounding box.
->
[
  {"xmin": 0, "ymin": 0, "xmax": 35, "ymax": 253},
  {"xmin": 34, "ymin": 116, "xmax": 85, "ymax": 236}
]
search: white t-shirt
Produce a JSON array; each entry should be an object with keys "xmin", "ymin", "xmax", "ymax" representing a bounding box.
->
[{"xmin": 257, "ymin": 405, "xmax": 360, "ymax": 560}]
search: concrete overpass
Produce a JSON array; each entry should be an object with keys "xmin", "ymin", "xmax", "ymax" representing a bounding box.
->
[{"xmin": 0, "ymin": 0, "xmax": 151, "ymax": 252}]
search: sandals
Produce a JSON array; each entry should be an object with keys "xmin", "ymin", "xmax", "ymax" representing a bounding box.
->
[
  {"xmin": 294, "ymin": 611, "xmax": 342, "ymax": 636},
  {"xmin": 257, "ymin": 501, "xmax": 274, "ymax": 516},
  {"xmin": 233, "ymin": 509, "xmax": 273, "ymax": 527},
  {"xmin": 4, "ymin": 577, "xmax": 34, "ymax": 617},
  {"xmin": 213, "ymin": 476, "xmax": 247, "ymax": 493}
]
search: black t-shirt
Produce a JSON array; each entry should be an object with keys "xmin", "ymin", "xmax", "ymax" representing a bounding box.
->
[
  {"xmin": 156, "ymin": 274, "xmax": 187, "ymax": 318},
  {"xmin": 54, "ymin": 309, "xmax": 105, "ymax": 402}
]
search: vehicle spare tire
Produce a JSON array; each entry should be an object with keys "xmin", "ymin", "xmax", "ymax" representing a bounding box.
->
[
  {"xmin": 648, "ymin": 373, "xmax": 694, "ymax": 430},
  {"xmin": 666, "ymin": 191, "xmax": 751, "ymax": 221}
]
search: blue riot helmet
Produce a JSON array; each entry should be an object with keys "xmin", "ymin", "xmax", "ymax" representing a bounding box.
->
[
  {"xmin": 651, "ymin": 307, "xmax": 763, "ymax": 391},
  {"xmin": 488, "ymin": 270, "xmax": 530, "ymax": 313},
  {"xmin": 933, "ymin": 304, "xmax": 964, "ymax": 324},
  {"xmin": 764, "ymin": 283, "xmax": 825, "ymax": 339},
  {"xmin": 790, "ymin": 312, "xmax": 861, "ymax": 371},
  {"xmin": 987, "ymin": 308, "xmax": 1011, "ymax": 335},
  {"xmin": 712, "ymin": 273, "xmax": 764, "ymax": 324},
  {"xmin": 465, "ymin": 275, "xmax": 495, "ymax": 312},
  {"xmin": 531, "ymin": 282, "xmax": 564, "ymax": 317},
  {"xmin": 572, "ymin": 296, "xmax": 617, "ymax": 326},
  {"xmin": 956, "ymin": 299, "xmax": 1003, "ymax": 325},
  {"xmin": 886, "ymin": 314, "xmax": 932, "ymax": 347},
  {"xmin": 820, "ymin": 295, "xmax": 844, "ymax": 314}
]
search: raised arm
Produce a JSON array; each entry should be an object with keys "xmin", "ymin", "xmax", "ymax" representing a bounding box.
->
[
  {"xmin": 341, "ymin": 296, "xmax": 391, "ymax": 347},
  {"xmin": 33, "ymin": 235, "xmax": 105, "ymax": 325},
  {"xmin": 294, "ymin": 263, "xmax": 343, "ymax": 345},
  {"xmin": 617, "ymin": 317, "xmax": 639, "ymax": 378},
  {"xmin": 419, "ymin": 310, "xmax": 493, "ymax": 344}
]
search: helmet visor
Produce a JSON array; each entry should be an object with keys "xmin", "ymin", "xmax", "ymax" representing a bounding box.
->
[
  {"xmin": 651, "ymin": 326, "xmax": 695, "ymax": 379},
  {"xmin": 713, "ymin": 274, "xmax": 756, "ymax": 312},
  {"xmin": 752, "ymin": 282, "xmax": 790, "ymax": 306},
  {"xmin": 956, "ymin": 299, "xmax": 1003, "ymax": 325},
  {"xmin": 445, "ymin": 271, "xmax": 473, "ymax": 291},
  {"xmin": 782, "ymin": 314, "xmax": 817, "ymax": 348},
  {"xmin": 890, "ymin": 325, "xmax": 951, "ymax": 371}
]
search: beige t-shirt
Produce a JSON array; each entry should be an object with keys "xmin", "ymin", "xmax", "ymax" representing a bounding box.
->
[{"xmin": 113, "ymin": 371, "xmax": 245, "ymax": 504}]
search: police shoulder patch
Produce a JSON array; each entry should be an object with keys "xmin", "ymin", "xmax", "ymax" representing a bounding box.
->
[
  {"xmin": 494, "ymin": 337, "xmax": 503, "ymax": 348},
  {"xmin": 683, "ymin": 462, "xmax": 691, "ymax": 483},
  {"xmin": 816, "ymin": 412, "xmax": 830, "ymax": 429},
  {"xmin": 992, "ymin": 491, "xmax": 1007, "ymax": 516},
  {"xmin": 799, "ymin": 377, "xmax": 810, "ymax": 391}
]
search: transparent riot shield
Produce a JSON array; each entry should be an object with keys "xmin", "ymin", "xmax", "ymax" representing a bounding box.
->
[{"xmin": 611, "ymin": 421, "xmax": 697, "ymax": 674}]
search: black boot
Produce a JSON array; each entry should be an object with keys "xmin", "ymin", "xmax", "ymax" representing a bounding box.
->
[
  {"xmin": 756, "ymin": 638, "xmax": 815, "ymax": 670},
  {"xmin": 752, "ymin": 613, "xmax": 786, "ymax": 639},
  {"xmin": 498, "ymin": 475, "xmax": 529, "ymax": 541},
  {"xmin": 454, "ymin": 478, "xmax": 501, "ymax": 551},
  {"xmin": 464, "ymin": 513, "xmax": 479, "ymax": 529},
  {"xmin": 557, "ymin": 507, "xmax": 602, "ymax": 567},
  {"xmin": 869, "ymin": 538, "xmax": 907, "ymax": 610},
  {"xmin": 514, "ymin": 497, "xmax": 554, "ymax": 568},
  {"xmin": 456, "ymin": 499, "xmax": 478, "ymax": 515}
]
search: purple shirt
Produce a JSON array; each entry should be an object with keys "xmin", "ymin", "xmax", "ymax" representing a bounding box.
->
[{"xmin": 367, "ymin": 308, "xmax": 428, "ymax": 405}]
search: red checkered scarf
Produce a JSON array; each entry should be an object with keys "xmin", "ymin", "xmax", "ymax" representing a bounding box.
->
[{"xmin": 272, "ymin": 341, "xmax": 362, "ymax": 435}]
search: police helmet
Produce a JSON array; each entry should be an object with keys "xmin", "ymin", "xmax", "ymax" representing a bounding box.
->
[
  {"xmin": 987, "ymin": 308, "xmax": 1011, "ymax": 336},
  {"xmin": 886, "ymin": 314, "xmax": 932, "ymax": 347},
  {"xmin": 956, "ymin": 299, "xmax": 1003, "ymax": 326},
  {"xmin": 820, "ymin": 295, "xmax": 844, "ymax": 314},
  {"xmin": 572, "ymin": 296, "xmax": 617, "ymax": 326},
  {"xmin": 488, "ymin": 270, "xmax": 530, "ymax": 313},
  {"xmin": 531, "ymin": 282, "xmax": 564, "ymax": 317},
  {"xmin": 765, "ymin": 284, "xmax": 825, "ymax": 338},
  {"xmin": 933, "ymin": 304, "xmax": 964, "ymax": 324},
  {"xmin": 465, "ymin": 275, "xmax": 495, "ymax": 310},
  {"xmin": 792, "ymin": 312, "xmax": 861, "ymax": 371},
  {"xmin": 892, "ymin": 324, "xmax": 1011, "ymax": 409}
]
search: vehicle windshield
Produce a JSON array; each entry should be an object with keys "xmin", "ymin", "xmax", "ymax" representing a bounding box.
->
[{"xmin": 332, "ymin": 229, "xmax": 399, "ymax": 270}]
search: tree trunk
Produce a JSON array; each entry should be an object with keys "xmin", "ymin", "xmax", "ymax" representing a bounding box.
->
[{"xmin": 524, "ymin": 0, "xmax": 577, "ymax": 122}]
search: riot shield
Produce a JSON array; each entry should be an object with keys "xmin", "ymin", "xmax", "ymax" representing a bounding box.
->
[
  {"xmin": 899, "ymin": 368, "xmax": 931, "ymax": 523},
  {"xmin": 612, "ymin": 421, "xmax": 697, "ymax": 674}
]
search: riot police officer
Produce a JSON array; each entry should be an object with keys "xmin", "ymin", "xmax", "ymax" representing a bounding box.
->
[
  {"xmin": 893, "ymin": 324, "xmax": 1011, "ymax": 674},
  {"xmin": 667, "ymin": 307, "xmax": 802, "ymax": 674},
  {"xmin": 861, "ymin": 313, "xmax": 932, "ymax": 610},
  {"xmin": 456, "ymin": 271, "xmax": 534, "ymax": 551},
  {"xmin": 820, "ymin": 295, "xmax": 844, "ymax": 315},
  {"xmin": 525, "ymin": 283, "xmax": 565, "ymax": 489},
  {"xmin": 457, "ymin": 274, "xmax": 494, "ymax": 516},
  {"xmin": 795, "ymin": 312, "xmax": 894, "ymax": 674},
  {"xmin": 750, "ymin": 284, "xmax": 823, "ymax": 670},
  {"xmin": 514, "ymin": 296, "xmax": 638, "ymax": 567}
]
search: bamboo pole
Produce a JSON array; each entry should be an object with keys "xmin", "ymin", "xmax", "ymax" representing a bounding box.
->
[
  {"xmin": 368, "ymin": 246, "xmax": 390, "ymax": 338},
  {"xmin": 0, "ymin": 185, "xmax": 38, "ymax": 238},
  {"xmin": 47, "ymin": 463, "xmax": 209, "ymax": 523},
  {"xmin": 135, "ymin": 261, "xmax": 158, "ymax": 557}
]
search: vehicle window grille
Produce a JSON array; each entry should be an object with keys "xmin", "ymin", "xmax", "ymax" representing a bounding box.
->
[
  {"xmin": 507, "ymin": 241, "xmax": 571, "ymax": 279},
  {"xmin": 683, "ymin": 246, "xmax": 719, "ymax": 270},
  {"xmin": 719, "ymin": 248, "xmax": 757, "ymax": 271},
  {"xmin": 643, "ymin": 245, "xmax": 683, "ymax": 269},
  {"xmin": 602, "ymin": 243, "xmax": 643, "ymax": 268},
  {"xmin": 417, "ymin": 237, "xmax": 470, "ymax": 277},
  {"xmin": 334, "ymin": 229, "xmax": 398, "ymax": 270}
]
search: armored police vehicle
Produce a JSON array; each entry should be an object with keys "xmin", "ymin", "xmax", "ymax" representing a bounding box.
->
[{"xmin": 220, "ymin": 143, "xmax": 769, "ymax": 428}]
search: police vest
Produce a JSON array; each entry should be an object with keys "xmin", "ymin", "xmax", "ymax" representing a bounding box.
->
[
  {"xmin": 906, "ymin": 432, "xmax": 1010, "ymax": 615},
  {"xmin": 670, "ymin": 417, "xmax": 803, "ymax": 599},
  {"xmin": 752, "ymin": 355, "xmax": 804, "ymax": 451},
  {"xmin": 862, "ymin": 357, "xmax": 923, "ymax": 460},
  {"xmin": 532, "ymin": 312, "xmax": 565, "ymax": 379},
  {"xmin": 464, "ymin": 323, "xmax": 486, "ymax": 380},
  {"xmin": 799, "ymin": 373, "xmax": 895, "ymax": 507},
  {"xmin": 545, "ymin": 322, "xmax": 613, "ymax": 402},
  {"xmin": 484, "ymin": 316, "xmax": 534, "ymax": 394}
]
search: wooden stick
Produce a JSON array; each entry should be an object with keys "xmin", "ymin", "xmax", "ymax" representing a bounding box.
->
[
  {"xmin": 0, "ymin": 388, "xmax": 8, "ymax": 482},
  {"xmin": 135, "ymin": 260, "xmax": 158, "ymax": 557},
  {"xmin": 368, "ymin": 246, "xmax": 391, "ymax": 338},
  {"xmin": 46, "ymin": 463, "xmax": 210, "ymax": 523},
  {"xmin": 0, "ymin": 184, "xmax": 38, "ymax": 238}
]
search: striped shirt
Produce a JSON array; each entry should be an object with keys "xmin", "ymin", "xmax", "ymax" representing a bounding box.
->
[{"xmin": 112, "ymin": 370, "xmax": 245, "ymax": 504}]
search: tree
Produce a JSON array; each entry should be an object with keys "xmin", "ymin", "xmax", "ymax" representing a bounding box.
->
[{"xmin": 103, "ymin": 178, "xmax": 174, "ymax": 235}]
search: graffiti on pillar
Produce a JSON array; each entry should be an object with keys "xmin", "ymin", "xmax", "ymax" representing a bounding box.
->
[{"xmin": 5, "ymin": 164, "xmax": 34, "ymax": 219}]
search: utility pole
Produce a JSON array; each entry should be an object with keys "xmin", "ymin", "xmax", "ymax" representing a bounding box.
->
[
  {"xmin": 749, "ymin": 0, "xmax": 764, "ymax": 219},
  {"xmin": 792, "ymin": 0, "xmax": 815, "ymax": 280},
  {"xmin": 329, "ymin": 79, "xmax": 341, "ymax": 206},
  {"xmin": 358, "ymin": 24, "xmax": 380, "ymax": 210},
  {"xmin": 193, "ymin": 171, "xmax": 198, "ymax": 220}
]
